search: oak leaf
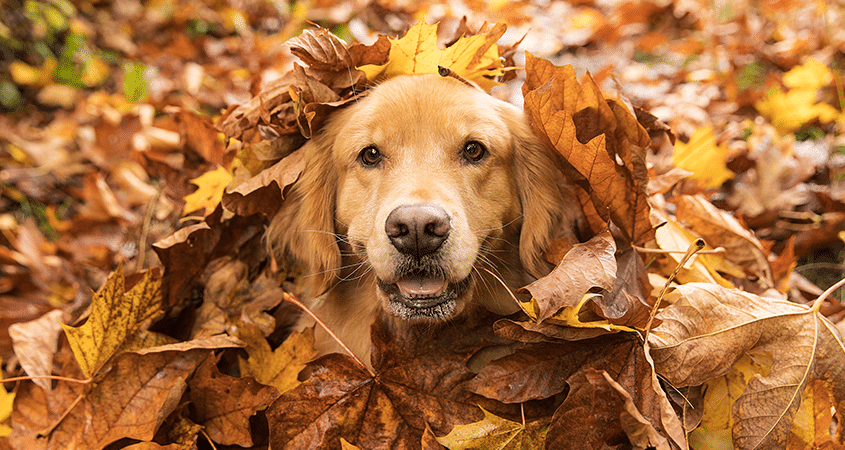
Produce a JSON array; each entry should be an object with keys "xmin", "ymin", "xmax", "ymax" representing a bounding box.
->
[
  {"xmin": 357, "ymin": 21, "xmax": 507, "ymax": 91},
  {"xmin": 648, "ymin": 283, "xmax": 845, "ymax": 449},
  {"xmin": 60, "ymin": 263, "xmax": 163, "ymax": 378},
  {"xmin": 436, "ymin": 407, "xmax": 549, "ymax": 449}
]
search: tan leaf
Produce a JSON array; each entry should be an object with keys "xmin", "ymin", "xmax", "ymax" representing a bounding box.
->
[
  {"xmin": 9, "ymin": 310, "xmax": 64, "ymax": 390},
  {"xmin": 222, "ymin": 147, "xmax": 304, "ymax": 218},
  {"xmin": 675, "ymin": 194, "xmax": 772, "ymax": 286},
  {"xmin": 649, "ymin": 283, "xmax": 845, "ymax": 449},
  {"xmin": 519, "ymin": 229, "xmax": 617, "ymax": 323}
]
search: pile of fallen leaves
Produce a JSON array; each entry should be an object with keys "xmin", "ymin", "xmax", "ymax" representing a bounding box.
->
[{"xmin": 2, "ymin": 1, "xmax": 845, "ymax": 449}]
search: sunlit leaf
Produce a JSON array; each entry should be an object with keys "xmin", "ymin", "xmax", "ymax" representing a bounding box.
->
[
  {"xmin": 672, "ymin": 126, "xmax": 734, "ymax": 189},
  {"xmin": 437, "ymin": 407, "xmax": 549, "ymax": 449},
  {"xmin": 183, "ymin": 165, "xmax": 233, "ymax": 217},
  {"xmin": 357, "ymin": 21, "xmax": 506, "ymax": 91}
]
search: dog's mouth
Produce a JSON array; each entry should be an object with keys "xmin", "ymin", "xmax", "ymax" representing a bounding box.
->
[{"xmin": 376, "ymin": 271, "xmax": 471, "ymax": 320}]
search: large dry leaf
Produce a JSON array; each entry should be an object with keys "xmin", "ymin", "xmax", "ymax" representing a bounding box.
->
[
  {"xmin": 522, "ymin": 53, "xmax": 652, "ymax": 244},
  {"xmin": 468, "ymin": 333, "xmax": 685, "ymax": 449},
  {"xmin": 648, "ymin": 283, "xmax": 845, "ymax": 449},
  {"xmin": 237, "ymin": 324, "xmax": 316, "ymax": 394},
  {"xmin": 266, "ymin": 312, "xmax": 516, "ymax": 449}
]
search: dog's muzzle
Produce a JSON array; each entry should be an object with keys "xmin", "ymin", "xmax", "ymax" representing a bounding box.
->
[{"xmin": 378, "ymin": 203, "xmax": 470, "ymax": 320}]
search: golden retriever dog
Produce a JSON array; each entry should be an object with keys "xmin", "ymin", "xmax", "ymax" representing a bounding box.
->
[{"xmin": 267, "ymin": 74, "xmax": 580, "ymax": 366}]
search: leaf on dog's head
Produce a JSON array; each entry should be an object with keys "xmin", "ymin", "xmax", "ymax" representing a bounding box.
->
[{"xmin": 356, "ymin": 21, "xmax": 507, "ymax": 91}]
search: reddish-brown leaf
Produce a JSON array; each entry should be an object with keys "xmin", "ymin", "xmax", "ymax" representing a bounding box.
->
[
  {"xmin": 222, "ymin": 147, "xmax": 304, "ymax": 218},
  {"xmin": 267, "ymin": 312, "xmax": 515, "ymax": 449},
  {"xmin": 189, "ymin": 355, "xmax": 279, "ymax": 447}
]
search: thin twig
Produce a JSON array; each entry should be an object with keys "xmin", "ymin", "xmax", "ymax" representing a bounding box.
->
[
  {"xmin": 811, "ymin": 277, "xmax": 845, "ymax": 313},
  {"xmin": 2, "ymin": 375, "xmax": 90, "ymax": 385},
  {"xmin": 437, "ymin": 66, "xmax": 482, "ymax": 90},
  {"xmin": 634, "ymin": 245, "xmax": 724, "ymax": 255},
  {"xmin": 283, "ymin": 292, "xmax": 374, "ymax": 376},
  {"xmin": 642, "ymin": 239, "xmax": 705, "ymax": 344}
]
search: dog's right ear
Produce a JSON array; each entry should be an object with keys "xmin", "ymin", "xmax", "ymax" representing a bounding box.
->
[{"xmin": 266, "ymin": 135, "xmax": 341, "ymax": 296}]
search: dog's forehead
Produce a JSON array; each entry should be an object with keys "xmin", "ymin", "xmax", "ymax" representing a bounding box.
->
[{"xmin": 335, "ymin": 75, "xmax": 514, "ymax": 147}]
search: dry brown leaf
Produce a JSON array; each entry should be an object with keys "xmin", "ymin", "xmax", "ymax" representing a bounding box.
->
[
  {"xmin": 222, "ymin": 147, "xmax": 304, "ymax": 218},
  {"xmin": 189, "ymin": 355, "xmax": 279, "ymax": 447},
  {"xmin": 675, "ymin": 194, "xmax": 773, "ymax": 287},
  {"xmin": 648, "ymin": 283, "xmax": 845, "ymax": 449},
  {"xmin": 266, "ymin": 312, "xmax": 515, "ymax": 449},
  {"xmin": 519, "ymin": 229, "xmax": 617, "ymax": 323},
  {"xmin": 9, "ymin": 310, "xmax": 64, "ymax": 390},
  {"xmin": 523, "ymin": 54, "xmax": 652, "ymax": 244}
]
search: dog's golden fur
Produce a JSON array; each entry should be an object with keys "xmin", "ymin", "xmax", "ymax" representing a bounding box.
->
[{"xmin": 267, "ymin": 74, "xmax": 579, "ymax": 365}]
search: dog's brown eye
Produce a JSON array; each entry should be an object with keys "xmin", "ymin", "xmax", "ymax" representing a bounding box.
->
[
  {"xmin": 462, "ymin": 141, "xmax": 487, "ymax": 163},
  {"xmin": 359, "ymin": 146, "xmax": 382, "ymax": 167}
]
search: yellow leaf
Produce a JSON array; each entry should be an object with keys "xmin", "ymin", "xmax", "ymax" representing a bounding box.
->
[
  {"xmin": 183, "ymin": 165, "xmax": 233, "ymax": 216},
  {"xmin": 60, "ymin": 262, "xmax": 163, "ymax": 378},
  {"xmin": 786, "ymin": 379, "xmax": 835, "ymax": 449},
  {"xmin": 783, "ymin": 58, "xmax": 832, "ymax": 91},
  {"xmin": 357, "ymin": 21, "xmax": 505, "ymax": 91},
  {"xmin": 0, "ymin": 361, "xmax": 14, "ymax": 437},
  {"xmin": 518, "ymin": 294, "xmax": 637, "ymax": 333},
  {"xmin": 238, "ymin": 324, "xmax": 316, "ymax": 394},
  {"xmin": 437, "ymin": 407, "xmax": 549, "ymax": 449},
  {"xmin": 9, "ymin": 58, "xmax": 57, "ymax": 87},
  {"xmin": 672, "ymin": 126, "xmax": 734, "ymax": 189},
  {"xmin": 80, "ymin": 57, "xmax": 111, "ymax": 88}
]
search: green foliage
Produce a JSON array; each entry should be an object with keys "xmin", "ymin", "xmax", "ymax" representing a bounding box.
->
[{"xmin": 123, "ymin": 61, "xmax": 150, "ymax": 103}]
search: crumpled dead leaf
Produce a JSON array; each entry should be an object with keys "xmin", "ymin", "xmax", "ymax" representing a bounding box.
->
[{"xmin": 648, "ymin": 283, "xmax": 845, "ymax": 449}]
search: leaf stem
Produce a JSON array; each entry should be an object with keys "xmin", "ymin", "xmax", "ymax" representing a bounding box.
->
[
  {"xmin": 811, "ymin": 276, "xmax": 845, "ymax": 313},
  {"xmin": 2, "ymin": 375, "xmax": 91, "ymax": 385},
  {"xmin": 642, "ymin": 238, "xmax": 705, "ymax": 344},
  {"xmin": 282, "ymin": 292, "xmax": 373, "ymax": 375}
]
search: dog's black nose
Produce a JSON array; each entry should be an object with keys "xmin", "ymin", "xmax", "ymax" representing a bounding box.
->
[{"xmin": 385, "ymin": 204, "xmax": 451, "ymax": 257}]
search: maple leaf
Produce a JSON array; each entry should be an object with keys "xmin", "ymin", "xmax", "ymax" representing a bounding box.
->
[
  {"xmin": 357, "ymin": 21, "xmax": 507, "ymax": 91},
  {"xmin": 672, "ymin": 126, "xmax": 735, "ymax": 189},
  {"xmin": 60, "ymin": 262, "xmax": 163, "ymax": 379},
  {"xmin": 755, "ymin": 58, "xmax": 840, "ymax": 133},
  {"xmin": 266, "ymin": 312, "xmax": 516, "ymax": 449},
  {"xmin": 237, "ymin": 323, "xmax": 316, "ymax": 394},
  {"xmin": 436, "ymin": 407, "xmax": 549, "ymax": 449},
  {"xmin": 9, "ymin": 335, "xmax": 242, "ymax": 449},
  {"xmin": 183, "ymin": 165, "xmax": 233, "ymax": 217},
  {"xmin": 189, "ymin": 355, "xmax": 279, "ymax": 447},
  {"xmin": 648, "ymin": 283, "xmax": 845, "ymax": 449}
]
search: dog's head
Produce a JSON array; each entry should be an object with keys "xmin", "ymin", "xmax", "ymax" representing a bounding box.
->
[{"xmin": 268, "ymin": 74, "xmax": 574, "ymax": 322}]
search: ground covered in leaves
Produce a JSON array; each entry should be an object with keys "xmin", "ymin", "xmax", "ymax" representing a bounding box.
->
[{"xmin": 1, "ymin": 0, "xmax": 845, "ymax": 449}]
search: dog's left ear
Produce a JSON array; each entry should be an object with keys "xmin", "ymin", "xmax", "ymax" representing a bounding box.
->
[{"xmin": 503, "ymin": 104, "xmax": 580, "ymax": 279}]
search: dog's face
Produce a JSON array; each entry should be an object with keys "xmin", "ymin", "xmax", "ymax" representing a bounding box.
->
[
  {"xmin": 332, "ymin": 76, "xmax": 523, "ymax": 320},
  {"xmin": 268, "ymin": 74, "xmax": 573, "ymax": 328}
]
